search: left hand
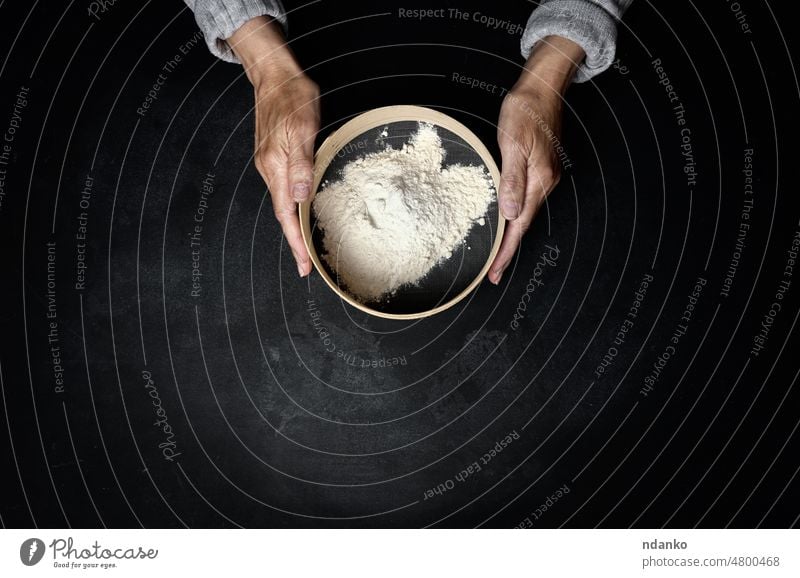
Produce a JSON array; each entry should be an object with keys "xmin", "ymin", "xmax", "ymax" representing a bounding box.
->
[
  {"xmin": 489, "ymin": 36, "xmax": 585, "ymax": 284},
  {"xmin": 229, "ymin": 16, "xmax": 320, "ymax": 277}
]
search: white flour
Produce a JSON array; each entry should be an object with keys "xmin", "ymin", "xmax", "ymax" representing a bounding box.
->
[{"xmin": 312, "ymin": 123, "xmax": 494, "ymax": 302}]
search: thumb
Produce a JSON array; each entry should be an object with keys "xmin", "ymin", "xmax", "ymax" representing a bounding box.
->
[
  {"xmin": 498, "ymin": 142, "xmax": 528, "ymax": 221},
  {"xmin": 287, "ymin": 126, "xmax": 315, "ymax": 203}
]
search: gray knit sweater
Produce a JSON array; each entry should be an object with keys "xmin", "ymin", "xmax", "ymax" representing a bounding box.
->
[{"xmin": 184, "ymin": 0, "xmax": 633, "ymax": 82}]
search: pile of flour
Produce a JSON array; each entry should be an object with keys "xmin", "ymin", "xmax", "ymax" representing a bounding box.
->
[{"xmin": 312, "ymin": 123, "xmax": 495, "ymax": 302}]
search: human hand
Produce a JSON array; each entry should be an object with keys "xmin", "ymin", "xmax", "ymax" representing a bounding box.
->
[
  {"xmin": 489, "ymin": 36, "xmax": 585, "ymax": 284},
  {"xmin": 229, "ymin": 16, "xmax": 320, "ymax": 277}
]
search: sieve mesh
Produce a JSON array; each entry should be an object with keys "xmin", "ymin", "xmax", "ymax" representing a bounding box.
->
[{"xmin": 310, "ymin": 120, "xmax": 499, "ymax": 316}]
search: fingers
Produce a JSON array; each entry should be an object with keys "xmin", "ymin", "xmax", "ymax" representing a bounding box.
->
[
  {"xmin": 488, "ymin": 217, "xmax": 525, "ymax": 285},
  {"xmin": 283, "ymin": 120, "xmax": 317, "ymax": 273},
  {"xmin": 488, "ymin": 162, "xmax": 553, "ymax": 284},
  {"xmin": 287, "ymin": 120, "xmax": 316, "ymax": 203},
  {"xmin": 491, "ymin": 126, "xmax": 533, "ymax": 283},
  {"xmin": 497, "ymin": 136, "xmax": 528, "ymax": 221},
  {"xmin": 271, "ymin": 173, "xmax": 312, "ymax": 277},
  {"xmin": 256, "ymin": 148, "xmax": 312, "ymax": 277}
]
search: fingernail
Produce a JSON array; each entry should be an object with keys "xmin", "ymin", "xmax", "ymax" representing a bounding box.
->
[
  {"xmin": 501, "ymin": 200, "xmax": 520, "ymax": 220},
  {"xmin": 292, "ymin": 183, "xmax": 310, "ymax": 202},
  {"xmin": 297, "ymin": 262, "xmax": 305, "ymax": 277}
]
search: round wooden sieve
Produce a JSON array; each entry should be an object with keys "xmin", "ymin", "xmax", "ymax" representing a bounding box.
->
[{"xmin": 299, "ymin": 105, "xmax": 504, "ymax": 320}]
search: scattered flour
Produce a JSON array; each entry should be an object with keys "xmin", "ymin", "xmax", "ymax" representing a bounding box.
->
[{"xmin": 312, "ymin": 123, "xmax": 495, "ymax": 302}]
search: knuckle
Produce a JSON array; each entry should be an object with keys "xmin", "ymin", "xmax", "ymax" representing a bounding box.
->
[
  {"xmin": 256, "ymin": 149, "xmax": 277, "ymax": 172},
  {"xmin": 254, "ymin": 153, "xmax": 266, "ymax": 173},
  {"xmin": 500, "ymin": 173, "xmax": 525, "ymax": 195},
  {"xmin": 502, "ymin": 91, "xmax": 520, "ymax": 108},
  {"xmin": 288, "ymin": 153, "xmax": 312, "ymax": 167},
  {"xmin": 274, "ymin": 206, "xmax": 296, "ymax": 224},
  {"xmin": 497, "ymin": 130, "xmax": 520, "ymax": 150},
  {"xmin": 499, "ymin": 135, "xmax": 531, "ymax": 161},
  {"xmin": 288, "ymin": 158, "xmax": 312, "ymax": 178}
]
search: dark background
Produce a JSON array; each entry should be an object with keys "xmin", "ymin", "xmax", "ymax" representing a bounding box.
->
[{"xmin": 0, "ymin": 0, "xmax": 798, "ymax": 528}]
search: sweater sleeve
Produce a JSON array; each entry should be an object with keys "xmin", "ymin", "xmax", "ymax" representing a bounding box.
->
[
  {"xmin": 521, "ymin": 0, "xmax": 634, "ymax": 83},
  {"xmin": 183, "ymin": 0, "xmax": 287, "ymax": 63}
]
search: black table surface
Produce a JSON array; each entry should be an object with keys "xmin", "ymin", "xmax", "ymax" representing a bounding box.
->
[{"xmin": 0, "ymin": 0, "xmax": 798, "ymax": 528}]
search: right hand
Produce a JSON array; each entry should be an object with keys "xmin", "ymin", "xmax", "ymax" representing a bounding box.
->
[
  {"xmin": 488, "ymin": 35, "xmax": 584, "ymax": 284},
  {"xmin": 229, "ymin": 16, "xmax": 320, "ymax": 277}
]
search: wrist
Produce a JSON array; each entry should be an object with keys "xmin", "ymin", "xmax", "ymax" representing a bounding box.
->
[
  {"xmin": 229, "ymin": 16, "xmax": 302, "ymax": 87},
  {"xmin": 516, "ymin": 35, "xmax": 586, "ymax": 97}
]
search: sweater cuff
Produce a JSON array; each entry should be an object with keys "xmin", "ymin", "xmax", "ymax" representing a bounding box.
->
[
  {"xmin": 521, "ymin": 0, "xmax": 620, "ymax": 83},
  {"xmin": 191, "ymin": 0, "xmax": 287, "ymax": 63}
]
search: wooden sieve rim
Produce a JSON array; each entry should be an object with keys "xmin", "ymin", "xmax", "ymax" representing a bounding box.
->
[{"xmin": 298, "ymin": 105, "xmax": 505, "ymax": 320}]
